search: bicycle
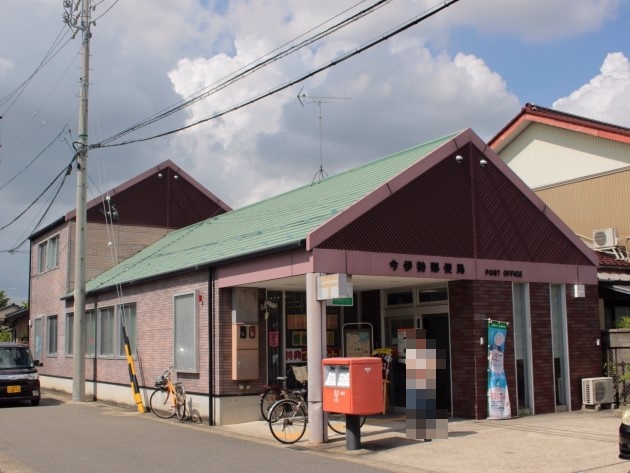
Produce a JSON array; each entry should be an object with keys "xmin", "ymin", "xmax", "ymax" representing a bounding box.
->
[
  {"xmin": 149, "ymin": 366, "xmax": 187, "ymax": 421},
  {"xmin": 267, "ymin": 383, "xmax": 367, "ymax": 443},
  {"xmin": 267, "ymin": 388, "xmax": 309, "ymax": 444},
  {"xmin": 259, "ymin": 366, "xmax": 306, "ymax": 421}
]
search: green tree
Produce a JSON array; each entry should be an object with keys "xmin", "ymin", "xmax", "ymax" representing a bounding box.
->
[
  {"xmin": 0, "ymin": 290, "xmax": 9, "ymax": 309},
  {"xmin": 0, "ymin": 326, "xmax": 10, "ymax": 342}
]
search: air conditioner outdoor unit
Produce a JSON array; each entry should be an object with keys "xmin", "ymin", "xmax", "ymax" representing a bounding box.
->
[
  {"xmin": 582, "ymin": 377, "xmax": 614, "ymax": 406},
  {"xmin": 592, "ymin": 228, "xmax": 618, "ymax": 248}
]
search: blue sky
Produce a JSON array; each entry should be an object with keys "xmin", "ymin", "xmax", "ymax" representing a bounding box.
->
[
  {"xmin": 450, "ymin": 7, "xmax": 630, "ymax": 108},
  {"xmin": 1, "ymin": 0, "xmax": 629, "ymax": 303}
]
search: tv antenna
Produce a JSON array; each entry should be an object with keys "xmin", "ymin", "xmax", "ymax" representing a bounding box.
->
[{"xmin": 297, "ymin": 88, "xmax": 350, "ymax": 185}]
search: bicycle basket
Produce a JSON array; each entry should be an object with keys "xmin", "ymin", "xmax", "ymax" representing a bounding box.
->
[
  {"xmin": 293, "ymin": 366, "xmax": 308, "ymax": 385},
  {"xmin": 155, "ymin": 374, "xmax": 167, "ymax": 386}
]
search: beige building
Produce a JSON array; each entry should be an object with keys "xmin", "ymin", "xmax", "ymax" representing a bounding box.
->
[{"xmin": 490, "ymin": 103, "xmax": 630, "ymax": 330}]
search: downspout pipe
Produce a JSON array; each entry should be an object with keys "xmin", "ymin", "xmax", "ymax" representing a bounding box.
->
[{"xmin": 208, "ymin": 267, "xmax": 214, "ymax": 426}]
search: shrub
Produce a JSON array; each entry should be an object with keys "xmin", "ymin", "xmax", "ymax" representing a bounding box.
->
[{"xmin": 617, "ymin": 316, "xmax": 630, "ymax": 329}]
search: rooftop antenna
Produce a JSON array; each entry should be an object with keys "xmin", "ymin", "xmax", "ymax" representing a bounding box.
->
[{"xmin": 297, "ymin": 88, "xmax": 350, "ymax": 185}]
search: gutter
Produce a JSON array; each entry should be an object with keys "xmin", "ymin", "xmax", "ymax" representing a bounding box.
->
[{"xmin": 208, "ymin": 267, "xmax": 215, "ymax": 426}]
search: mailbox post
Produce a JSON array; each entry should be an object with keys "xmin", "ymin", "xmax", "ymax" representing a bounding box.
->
[{"xmin": 322, "ymin": 357, "xmax": 383, "ymax": 450}]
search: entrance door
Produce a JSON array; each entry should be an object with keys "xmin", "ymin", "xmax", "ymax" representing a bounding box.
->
[
  {"xmin": 385, "ymin": 311, "xmax": 451, "ymax": 414},
  {"xmin": 419, "ymin": 313, "xmax": 451, "ymax": 414},
  {"xmin": 385, "ymin": 315, "xmax": 414, "ymax": 408}
]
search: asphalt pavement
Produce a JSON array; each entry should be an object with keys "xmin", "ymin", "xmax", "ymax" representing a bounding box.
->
[{"xmin": 1, "ymin": 390, "xmax": 628, "ymax": 473}]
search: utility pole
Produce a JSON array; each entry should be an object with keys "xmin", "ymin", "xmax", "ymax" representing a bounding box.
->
[{"xmin": 64, "ymin": 0, "xmax": 92, "ymax": 401}]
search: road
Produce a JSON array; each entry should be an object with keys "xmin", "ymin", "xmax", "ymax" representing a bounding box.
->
[{"xmin": 0, "ymin": 396, "xmax": 391, "ymax": 473}]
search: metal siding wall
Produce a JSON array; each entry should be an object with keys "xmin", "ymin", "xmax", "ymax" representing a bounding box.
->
[
  {"xmin": 501, "ymin": 123, "xmax": 630, "ymax": 189},
  {"xmin": 535, "ymin": 169, "xmax": 630, "ymax": 240}
]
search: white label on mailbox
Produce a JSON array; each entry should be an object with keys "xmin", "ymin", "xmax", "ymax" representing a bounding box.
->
[
  {"xmin": 324, "ymin": 372, "xmax": 337, "ymax": 387},
  {"xmin": 337, "ymin": 371, "xmax": 350, "ymax": 387}
]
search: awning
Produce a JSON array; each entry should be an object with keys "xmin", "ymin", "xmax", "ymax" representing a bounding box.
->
[{"xmin": 610, "ymin": 285, "xmax": 630, "ymax": 295}]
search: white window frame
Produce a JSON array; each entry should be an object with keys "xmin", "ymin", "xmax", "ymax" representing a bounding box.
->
[
  {"xmin": 98, "ymin": 306, "xmax": 115, "ymax": 358},
  {"xmin": 65, "ymin": 313, "xmax": 74, "ymax": 356},
  {"xmin": 47, "ymin": 315, "xmax": 58, "ymax": 356},
  {"xmin": 173, "ymin": 292, "xmax": 198, "ymax": 372},
  {"xmin": 37, "ymin": 242, "xmax": 47, "ymax": 273},
  {"xmin": 46, "ymin": 235, "xmax": 59, "ymax": 269},
  {"xmin": 86, "ymin": 310, "xmax": 96, "ymax": 357},
  {"xmin": 118, "ymin": 303, "xmax": 137, "ymax": 358}
]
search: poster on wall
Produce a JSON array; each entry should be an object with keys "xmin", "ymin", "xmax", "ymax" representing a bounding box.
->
[{"xmin": 487, "ymin": 320, "xmax": 511, "ymax": 419}]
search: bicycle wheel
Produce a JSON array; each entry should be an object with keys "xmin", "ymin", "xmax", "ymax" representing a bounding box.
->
[
  {"xmin": 150, "ymin": 388, "xmax": 175, "ymax": 419},
  {"xmin": 327, "ymin": 413, "xmax": 367, "ymax": 435},
  {"xmin": 175, "ymin": 384, "xmax": 187, "ymax": 421},
  {"xmin": 259, "ymin": 387, "xmax": 283, "ymax": 421},
  {"xmin": 268, "ymin": 400, "xmax": 307, "ymax": 444}
]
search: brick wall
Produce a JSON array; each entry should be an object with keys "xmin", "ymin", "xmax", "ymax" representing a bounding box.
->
[
  {"xmin": 449, "ymin": 280, "xmax": 515, "ymax": 420},
  {"xmin": 566, "ymin": 284, "xmax": 601, "ymax": 409}
]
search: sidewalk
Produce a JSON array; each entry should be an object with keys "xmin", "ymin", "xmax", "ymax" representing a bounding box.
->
[{"xmin": 220, "ymin": 408, "xmax": 628, "ymax": 473}]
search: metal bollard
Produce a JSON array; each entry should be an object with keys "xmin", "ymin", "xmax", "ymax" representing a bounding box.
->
[{"xmin": 346, "ymin": 414, "xmax": 361, "ymax": 450}]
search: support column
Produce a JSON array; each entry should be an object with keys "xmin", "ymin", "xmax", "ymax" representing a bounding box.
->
[{"xmin": 306, "ymin": 272, "xmax": 326, "ymax": 444}]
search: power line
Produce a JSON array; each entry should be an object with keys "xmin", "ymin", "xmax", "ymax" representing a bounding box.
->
[
  {"xmin": 0, "ymin": 157, "xmax": 75, "ymax": 235},
  {"xmin": 0, "ymin": 125, "xmax": 70, "ymax": 192},
  {"xmin": 95, "ymin": 0, "xmax": 392, "ymax": 147},
  {"xmin": 92, "ymin": 0, "xmax": 460, "ymax": 150}
]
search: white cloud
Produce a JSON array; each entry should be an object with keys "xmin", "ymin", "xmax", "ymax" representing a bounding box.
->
[
  {"xmin": 445, "ymin": 0, "xmax": 620, "ymax": 42},
  {"xmin": 0, "ymin": 0, "xmax": 626, "ymax": 302},
  {"xmin": 0, "ymin": 57, "xmax": 14, "ymax": 80},
  {"xmin": 553, "ymin": 52, "xmax": 630, "ymax": 127}
]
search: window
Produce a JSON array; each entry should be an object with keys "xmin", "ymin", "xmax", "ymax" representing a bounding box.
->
[
  {"xmin": 86, "ymin": 310, "xmax": 96, "ymax": 357},
  {"xmin": 38, "ymin": 242, "xmax": 47, "ymax": 273},
  {"xmin": 418, "ymin": 287, "xmax": 448, "ymax": 304},
  {"xmin": 33, "ymin": 318, "xmax": 42, "ymax": 361},
  {"xmin": 66, "ymin": 313, "xmax": 74, "ymax": 356},
  {"xmin": 118, "ymin": 304, "xmax": 137, "ymax": 358},
  {"xmin": 386, "ymin": 290, "xmax": 413, "ymax": 307},
  {"xmin": 37, "ymin": 235, "xmax": 59, "ymax": 273},
  {"xmin": 46, "ymin": 315, "xmax": 58, "ymax": 355},
  {"xmin": 47, "ymin": 235, "xmax": 59, "ymax": 269},
  {"xmin": 98, "ymin": 307, "xmax": 115, "ymax": 357},
  {"xmin": 174, "ymin": 293, "xmax": 197, "ymax": 372}
]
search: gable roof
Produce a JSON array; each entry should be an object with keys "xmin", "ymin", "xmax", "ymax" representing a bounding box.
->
[
  {"xmin": 32, "ymin": 160, "xmax": 232, "ymax": 241},
  {"xmin": 489, "ymin": 103, "xmax": 630, "ymax": 154},
  {"xmin": 86, "ymin": 129, "xmax": 597, "ymax": 294},
  {"xmin": 69, "ymin": 160, "xmax": 232, "ymax": 228},
  {"xmin": 86, "ymin": 132, "xmax": 461, "ymax": 293}
]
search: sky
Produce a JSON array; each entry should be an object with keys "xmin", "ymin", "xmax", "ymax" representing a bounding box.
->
[{"xmin": 0, "ymin": 0, "xmax": 629, "ymax": 304}]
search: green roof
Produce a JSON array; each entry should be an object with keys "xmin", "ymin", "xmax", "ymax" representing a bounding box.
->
[{"xmin": 87, "ymin": 131, "xmax": 460, "ymax": 293}]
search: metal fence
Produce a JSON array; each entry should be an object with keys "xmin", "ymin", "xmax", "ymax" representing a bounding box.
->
[{"xmin": 605, "ymin": 347, "xmax": 630, "ymax": 405}]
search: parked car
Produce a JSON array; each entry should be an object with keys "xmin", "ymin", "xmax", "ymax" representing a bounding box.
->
[
  {"xmin": 620, "ymin": 409, "xmax": 630, "ymax": 459},
  {"xmin": 0, "ymin": 342, "xmax": 40, "ymax": 406}
]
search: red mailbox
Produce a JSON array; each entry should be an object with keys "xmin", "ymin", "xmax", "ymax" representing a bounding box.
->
[{"xmin": 322, "ymin": 357, "xmax": 383, "ymax": 415}]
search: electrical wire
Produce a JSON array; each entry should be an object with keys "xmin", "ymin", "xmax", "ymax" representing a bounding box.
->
[
  {"xmin": 0, "ymin": 27, "xmax": 73, "ymax": 117},
  {"xmin": 93, "ymin": 0, "xmax": 121, "ymax": 23},
  {"xmin": 6, "ymin": 161, "xmax": 74, "ymax": 254},
  {"xmin": 0, "ymin": 157, "xmax": 75, "ymax": 234},
  {"xmin": 93, "ymin": 0, "xmax": 460, "ymax": 150},
  {"xmin": 96, "ymin": 0, "xmax": 391, "ymax": 146},
  {"xmin": 0, "ymin": 125, "xmax": 70, "ymax": 192}
]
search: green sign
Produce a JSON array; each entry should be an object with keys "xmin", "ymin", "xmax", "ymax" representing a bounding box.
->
[{"xmin": 329, "ymin": 297, "xmax": 353, "ymax": 306}]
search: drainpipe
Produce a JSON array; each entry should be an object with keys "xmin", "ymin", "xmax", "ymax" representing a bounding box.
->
[{"xmin": 208, "ymin": 267, "xmax": 214, "ymax": 426}]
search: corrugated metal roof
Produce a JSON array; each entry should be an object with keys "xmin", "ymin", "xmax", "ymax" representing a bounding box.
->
[{"xmin": 86, "ymin": 131, "xmax": 461, "ymax": 293}]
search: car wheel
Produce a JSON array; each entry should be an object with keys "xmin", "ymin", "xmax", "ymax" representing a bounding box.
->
[{"xmin": 31, "ymin": 399, "xmax": 40, "ymax": 406}]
